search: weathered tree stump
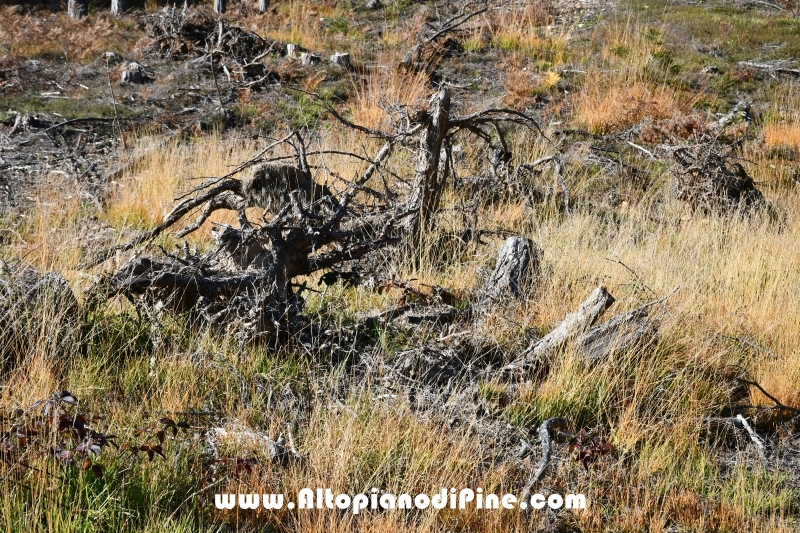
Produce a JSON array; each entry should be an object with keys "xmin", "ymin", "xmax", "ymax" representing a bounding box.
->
[
  {"xmin": 286, "ymin": 44, "xmax": 301, "ymax": 57},
  {"xmin": 300, "ymin": 52, "xmax": 322, "ymax": 66},
  {"xmin": 1, "ymin": 264, "xmax": 79, "ymax": 369},
  {"xmin": 330, "ymin": 52, "xmax": 352, "ymax": 69},
  {"xmin": 406, "ymin": 86, "xmax": 451, "ymax": 237},
  {"xmin": 483, "ymin": 236, "xmax": 541, "ymax": 300},
  {"xmin": 68, "ymin": 0, "xmax": 88, "ymax": 20},
  {"xmin": 120, "ymin": 63, "xmax": 154, "ymax": 84},
  {"xmin": 111, "ymin": 0, "xmax": 126, "ymax": 16}
]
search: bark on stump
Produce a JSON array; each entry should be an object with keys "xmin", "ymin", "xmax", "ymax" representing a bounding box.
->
[
  {"xmin": 120, "ymin": 63, "xmax": 153, "ymax": 84},
  {"xmin": 406, "ymin": 85, "xmax": 451, "ymax": 239},
  {"xmin": 330, "ymin": 52, "xmax": 352, "ymax": 69},
  {"xmin": 483, "ymin": 236, "xmax": 540, "ymax": 300}
]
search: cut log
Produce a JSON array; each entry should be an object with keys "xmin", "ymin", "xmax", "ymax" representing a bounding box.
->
[
  {"xmin": 483, "ymin": 236, "xmax": 540, "ymax": 300},
  {"xmin": 525, "ymin": 287, "xmax": 615, "ymax": 361},
  {"xmin": 68, "ymin": 0, "xmax": 88, "ymax": 19},
  {"xmin": 738, "ymin": 60, "xmax": 800, "ymax": 78}
]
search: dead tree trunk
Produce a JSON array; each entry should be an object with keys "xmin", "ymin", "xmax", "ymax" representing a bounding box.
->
[
  {"xmin": 483, "ymin": 236, "xmax": 541, "ymax": 300},
  {"xmin": 406, "ymin": 85, "xmax": 451, "ymax": 238},
  {"xmin": 576, "ymin": 307, "xmax": 656, "ymax": 363},
  {"xmin": 68, "ymin": 0, "xmax": 88, "ymax": 19},
  {"xmin": 111, "ymin": 0, "xmax": 125, "ymax": 16},
  {"xmin": 259, "ymin": 0, "xmax": 270, "ymax": 12},
  {"xmin": 503, "ymin": 286, "xmax": 615, "ymax": 378},
  {"xmin": 214, "ymin": 0, "xmax": 227, "ymax": 14}
]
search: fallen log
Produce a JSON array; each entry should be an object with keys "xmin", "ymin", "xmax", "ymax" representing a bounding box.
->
[
  {"xmin": 516, "ymin": 286, "xmax": 615, "ymax": 370},
  {"xmin": 576, "ymin": 306, "xmax": 655, "ymax": 363}
]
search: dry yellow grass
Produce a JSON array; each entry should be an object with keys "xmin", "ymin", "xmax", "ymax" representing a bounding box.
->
[
  {"xmin": 2, "ymin": 124, "xmax": 799, "ymax": 530},
  {"xmin": 2, "ymin": 3, "xmax": 800, "ymax": 531},
  {"xmin": 348, "ymin": 65, "xmax": 429, "ymax": 130},
  {"xmin": 573, "ymin": 75, "xmax": 688, "ymax": 134},
  {"xmin": 102, "ymin": 135, "xmax": 266, "ymax": 241},
  {"xmin": 763, "ymin": 124, "xmax": 800, "ymax": 149},
  {"xmin": 0, "ymin": 7, "xmax": 139, "ymax": 60}
]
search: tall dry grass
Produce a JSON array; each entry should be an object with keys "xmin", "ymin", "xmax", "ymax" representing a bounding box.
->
[{"xmin": 2, "ymin": 4, "xmax": 800, "ymax": 532}]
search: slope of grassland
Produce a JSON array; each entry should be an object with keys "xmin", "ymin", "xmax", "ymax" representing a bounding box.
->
[{"xmin": 1, "ymin": 0, "xmax": 800, "ymax": 531}]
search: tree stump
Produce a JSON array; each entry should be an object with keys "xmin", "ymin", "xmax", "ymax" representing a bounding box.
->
[
  {"xmin": 120, "ymin": 63, "xmax": 154, "ymax": 84},
  {"xmin": 483, "ymin": 236, "xmax": 541, "ymax": 300},
  {"xmin": 68, "ymin": 0, "xmax": 88, "ymax": 20},
  {"xmin": 286, "ymin": 44, "xmax": 300, "ymax": 57},
  {"xmin": 300, "ymin": 53, "xmax": 321, "ymax": 66},
  {"xmin": 330, "ymin": 52, "xmax": 352, "ymax": 69},
  {"xmin": 111, "ymin": 0, "xmax": 125, "ymax": 16}
]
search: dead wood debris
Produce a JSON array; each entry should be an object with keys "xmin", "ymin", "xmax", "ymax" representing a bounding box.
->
[
  {"xmin": 0, "ymin": 262, "xmax": 79, "ymax": 368},
  {"xmin": 670, "ymin": 134, "xmax": 766, "ymax": 213},
  {"xmin": 481, "ymin": 236, "xmax": 542, "ymax": 302},
  {"xmin": 502, "ymin": 285, "xmax": 671, "ymax": 380},
  {"xmin": 82, "ymin": 83, "xmax": 542, "ymax": 346},
  {"xmin": 519, "ymin": 417, "xmax": 571, "ymax": 502}
]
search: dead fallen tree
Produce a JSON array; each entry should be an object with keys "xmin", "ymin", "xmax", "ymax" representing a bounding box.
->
[
  {"xmin": 88, "ymin": 88, "xmax": 542, "ymax": 345},
  {"xmin": 502, "ymin": 286, "xmax": 671, "ymax": 380}
]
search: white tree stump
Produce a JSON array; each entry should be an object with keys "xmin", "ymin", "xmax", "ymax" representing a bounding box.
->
[{"xmin": 68, "ymin": 0, "xmax": 88, "ymax": 19}]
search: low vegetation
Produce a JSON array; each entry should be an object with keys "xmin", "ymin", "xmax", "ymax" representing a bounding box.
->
[{"xmin": 1, "ymin": 0, "xmax": 800, "ymax": 531}]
